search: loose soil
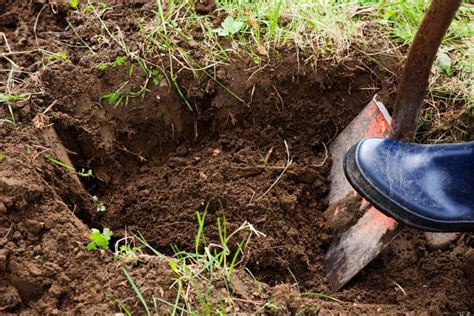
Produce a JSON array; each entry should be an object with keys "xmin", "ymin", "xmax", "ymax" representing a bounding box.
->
[{"xmin": 1, "ymin": 1, "xmax": 472, "ymax": 314}]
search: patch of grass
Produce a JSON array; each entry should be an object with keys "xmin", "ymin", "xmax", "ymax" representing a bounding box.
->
[
  {"xmin": 361, "ymin": 0, "xmax": 473, "ymax": 97},
  {"xmin": 216, "ymin": 0, "xmax": 361, "ymax": 58},
  {"xmin": 116, "ymin": 208, "xmax": 266, "ymax": 314}
]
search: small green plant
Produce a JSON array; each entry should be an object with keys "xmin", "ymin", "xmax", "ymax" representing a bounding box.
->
[
  {"xmin": 45, "ymin": 156, "xmax": 93, "ymax": 177},
  {"xmin": 0, "ymin": 93, "xmax": 31, "ymax": 127},
  {"xmin": 114, "ymin": 243, "xmax": 142, "ymax": 264},
  {"xmin": 97, "ymin": 56, "xmax": 126, "ymax": 71},
  {"xmin": 78, "ymin": 168, "xmax": 93, "ymax": 177},
  {"xmin": 99, "ymin": 80, "xmax": 148, "ymax": 107},
  {"xmin": 151, "ymin": 69, "xmax": 165, "ymax": 86},
  {"xmin": 0, "ymin": 152, "xmax": 6, "ymax": 162},
  {"xmin": 92, "ymin": 195, "xmax": 106, "ymax": 212},
  {"xmin": 435, "ymin": 52, "xmax": 453, "ymax": 76},
  {"xmin": 69, "ymin": 0, "xmax": 79, "ymax": 9},
  {"xmin": 47, "ymin": 52, "xmax": 68, "ymax": 62},
  {"xmin": 131, "ymin": 208, "xmax": 266, "ymax": 314},
  {"xmin": 87, "ymin": 228, "xmax": 113, "ymax": 251},
  {"xmin": 214, "ymin": 16, "xmax": 244, "ymax": 37}
]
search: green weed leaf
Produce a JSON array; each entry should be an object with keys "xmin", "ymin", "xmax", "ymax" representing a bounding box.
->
[
  {"xmin": 97, "ymin": 63, "xmax": 108, "ymax": 71},
  {"xmin": 151, "ymin": 69, "xmax": 165, "ymax": 86},
  {"xmin": 69, "ymin": 0, "xmax": 79, "ymax": 9},
  {"xmin": 114, "ymin": 56, "xmax": 126, "ymax": 66},
  {"xmin": 87, "ymin": 228, "xmax": 112, "ymax": 250},
  {"xmin": 436, "ymin": 52, "xmax": 453, "ymax": 76},
  {"xmin": 215, "ymin": 16, "xmax": 244, "ymax": 36},
  {"xmin": 92, "ymin": 195, "xmax": 106, "ymax": 212},
  {"xmin": 48, "ymin": 52, "xmax": 68, "ymax": 62}
]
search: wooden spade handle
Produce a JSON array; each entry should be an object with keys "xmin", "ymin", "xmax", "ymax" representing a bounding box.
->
[{"xmin": 391, "ymin": 0, "xmax": 461, "ymax": 141}]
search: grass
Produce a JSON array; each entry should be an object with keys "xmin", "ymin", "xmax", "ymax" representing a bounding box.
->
[
  {"xmin": 83, "ymin": 0, "xmax": 471, "ymax": 140},
  {"xmin": 122, "ymin": 210, "xmax": 267, "ymax": 314},
  {"xmin": 0, "ymin": 93, "xmax": 28, "ymax": 126},
  {"xmin": 3, "ymin": 0, "xmax": 471, "ymax": 138},
  {"xmin": 104, "ymin": 205, "xmax": 282, "ymax": 314},
  {"xmin": 44, "ymin": 156, "xmax": 93, "ymax": 177}
]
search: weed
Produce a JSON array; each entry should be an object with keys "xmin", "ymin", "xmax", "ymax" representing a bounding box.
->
[
  {"xmin": 45, "ymin": 156, "xmax": 93, "ymax": 177},
  {"xmin": 83, "ymin": 5, "xmax": 93, "ymax": 13},
  {"xmin": 113, "ymin": 234, "xmax": 144, "ymax": 265},
  {"xmin": 114, "ymin": 244, "xmax": 141, "ymax": 264},
  {"xmin": 97, "ymin": 56, "xmax": 126, "ymax": 71},
  {"xmin": 435, "ymin": 51, "xmax": 453, "ymax": 77},
  {"xmin": 214, "ymin": 16, "xmax": 245, "ymax": 37},
  {"xmin": 151, "ymin": 69, "xmax": 165, "ymax": 86},
  {"xmin": 0, "ymin": 152, "xmax": 5, "ymax": 162},
  {"xmin": 87, "ymin": 228, "xmax": 113, "ymax": 251},
  {"xmin": 0, "ymin": 93, "xmax": 31, "ymax": 126},
  {"xmin": 128, "ymin": 209, "xmax": 266, "ymax": 314},
  {"xmin": 69, "ymin": 0, "xmax": 79, "ymax": 10},
  {"xmin": 78, "ymin": 168, "xmax": 93, "ymax": 177},
  {"xmin": 92, "ymin": 195, "xmax": 106, "ymax": 212},
  {"xmin": 47, "ymin": 52, "xmax": 69, "ymax": 62},
  {"xmin": 99, "ymin": 80, "xmax": 148, "ymax": 107}
]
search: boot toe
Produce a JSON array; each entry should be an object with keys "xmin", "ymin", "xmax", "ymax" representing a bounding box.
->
[{"xmin": 344, "ymin": 138, "xmax": 474, "ymax": 232}]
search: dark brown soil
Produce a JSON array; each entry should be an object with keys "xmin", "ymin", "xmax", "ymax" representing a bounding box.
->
[{"xmin": 1, "ymin": 1, "xmax": 472, "ymax": 314}]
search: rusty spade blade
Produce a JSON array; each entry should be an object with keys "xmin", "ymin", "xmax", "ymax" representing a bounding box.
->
[
  {"xmin": 326, "ymin": 209, "xmax": 403, "ymax": 291},
  {"xmin": 324, "ymin": 0, "xmax": 461, "ymax": 292},
  {"xmin": 325, "ymin": 96, "xmax": 398, "ymax": 291}
]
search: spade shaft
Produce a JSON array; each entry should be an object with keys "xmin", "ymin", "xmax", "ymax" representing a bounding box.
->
[{"xmin": 391, "ymin": 0, "xmax": 461, "ymax": 141}]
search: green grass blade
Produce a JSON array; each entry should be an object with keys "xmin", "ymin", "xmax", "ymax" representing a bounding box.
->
[
  {"xmin": 115, "ymin": 299, "xmax": 132, "ymax": 316},
  {"xmin": 122, "ymin": 267, "xmax": 151, "ymax": 316}
]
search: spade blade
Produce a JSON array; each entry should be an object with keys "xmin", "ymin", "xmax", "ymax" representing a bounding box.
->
[{"xmin": 325, "ymin": 207, "xmax": 403, "ymax": 291}]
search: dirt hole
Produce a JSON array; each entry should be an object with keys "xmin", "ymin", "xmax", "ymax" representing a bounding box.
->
[{"xmin": 43, "ymin": 54, "xmax": 375, "ymax": 288}]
